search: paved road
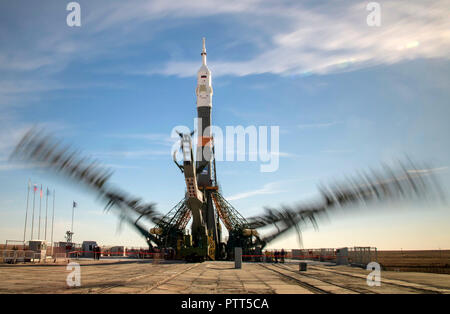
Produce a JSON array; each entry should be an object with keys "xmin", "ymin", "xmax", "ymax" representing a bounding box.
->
[{"xmin": 0, "ymin": 261, "xmax": 448, "ymax": 294}]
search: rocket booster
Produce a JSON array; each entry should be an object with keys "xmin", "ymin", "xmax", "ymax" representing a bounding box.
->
[{"xmin": 196, "ymin": 38, "xmax": 213, "ymax": 187}]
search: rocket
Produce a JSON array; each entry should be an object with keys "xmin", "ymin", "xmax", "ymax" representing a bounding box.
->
[
  {"xmin": 172, "ymin": 38, "xmax": 218, "ymax": 247},
  {"xmin": 196, "ymin": 38, "xmax": 220, "ymax": 246},
  {"xmin": 196, "ymin": 37, "xmax": 213, "ymax": 187},
  {"xmin": 172, "ymin": 38, "xmax": 220, "ymax": 251}
]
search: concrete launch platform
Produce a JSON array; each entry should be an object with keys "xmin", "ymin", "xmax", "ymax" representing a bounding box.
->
[{"xmin": 0, "ymin": 261, "xmax": 449, "ymax": 294}]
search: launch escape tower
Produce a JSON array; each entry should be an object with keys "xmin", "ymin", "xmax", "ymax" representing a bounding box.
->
[{"xmin": 148, "ymin": 38, "xmax": 264, "ymax": 261}]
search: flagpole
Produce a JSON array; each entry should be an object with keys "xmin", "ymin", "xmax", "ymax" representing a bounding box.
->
[
  {"xmin": 51, "ymin": 189, "xmax": 55, "ymax": 256},
  {"xmin": 71, "ymin": 201, "xmax": 75, "ymax": 235},
  {"xmin": 44, "ymin": 188, "xmax": 49, "ymax": 240},
  {"xmin": 31, "ymin": 185, "xmax": 36, "ymax": 240},
  {"xmin": 38, "ymin": 184, "xmax": 42, "ymax": 239},
  {"xmin": 23, "ymin": 179, "xmax": 31, "ymax": 243}
]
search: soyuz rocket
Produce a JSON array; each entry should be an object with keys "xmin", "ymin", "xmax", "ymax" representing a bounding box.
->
[
  {"xmin": 176, "ymin": 38, "xmax": 219, "ymax": 249},
  {"xmin": 195, "ymin": 38, "xmax": 219, "ymax": 245},
  {"xmin": 196, "ymin": 37, "xmax": 213, "ymax": 187}
]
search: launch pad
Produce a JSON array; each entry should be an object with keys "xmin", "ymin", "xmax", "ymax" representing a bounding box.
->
[{"xmin": 0, "ymin": 260, "xmax": 449, "ymax": 294}]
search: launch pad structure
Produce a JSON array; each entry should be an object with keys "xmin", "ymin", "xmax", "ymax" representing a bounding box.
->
[
  {"xmin": 136, "ymin": 38, "xmax": 263, "ymax": 261},
  {"xmin": 10, "ymin": 38, "xmax": 441, "ymax": 264}
]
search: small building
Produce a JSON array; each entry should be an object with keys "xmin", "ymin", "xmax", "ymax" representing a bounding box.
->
[
  {"xmin": 336, "ymin": 247, "xmax": 349, "ymax": 265},
  {"xmin": 81, "ymin": 241, "xmax": 98, "ymax": 258},
  {"xmin": 56, "ymin": 241, "xmax": 76, "ymax": 252},
  {"xmin": 348, "ymin": 246, "xmax": 378, "ymax": 267},
  {"xmin": 110, "ymin": 246, "xmax": 124, "ymax": 257},
  {"xmin": 29, "ymin": 240, "xmax": 48, "ymax": 261}
]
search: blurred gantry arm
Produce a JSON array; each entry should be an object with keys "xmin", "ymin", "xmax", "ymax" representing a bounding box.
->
[
  {"xmin": 247, "ymin": 160, "xmax": 444, "ymax": 246},
  {"xmin": 10, "ymin": 127, "xmax": 163, "ymax": 224}
]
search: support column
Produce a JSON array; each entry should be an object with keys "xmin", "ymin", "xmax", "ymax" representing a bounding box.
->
[{"xmin": 235, "ymin": 247, "xmax": 242, "ymax": 269}]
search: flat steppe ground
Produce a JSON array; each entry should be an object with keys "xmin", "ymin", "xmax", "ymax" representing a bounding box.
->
[
  {"xmin": 0, "ymin": 260, "xmax": 449, "ymax": 294},
  {"xmin": 377, "ymin": 250, "xmax": 450, "ymax": 272}
]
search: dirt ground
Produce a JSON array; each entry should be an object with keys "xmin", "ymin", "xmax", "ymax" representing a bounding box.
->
[{"xmin": 377, "ymin": 250, "xmax": 450, "ymax": 273}]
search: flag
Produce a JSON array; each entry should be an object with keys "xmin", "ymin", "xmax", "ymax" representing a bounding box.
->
[
  {"xmin": 33, "ymin": 184, "xmax": 37, "ymax": 192},
  {"xmin": 46, "ymin": 188, "xmax": 51, "ymax": 196},
  {"xmin": 40, "ymin": 185, "xmax": 43, "ymax": 198},
  {"xmin": 73, "ymin": 201, "xmax": 77, "ymax": 208}
]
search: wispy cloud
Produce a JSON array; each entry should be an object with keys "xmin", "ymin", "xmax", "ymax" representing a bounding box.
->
[
  {"xmin": 0, "ymin": 162, "xmax": 43, "ymax": 172},
  {"xmin": 1, "ymin": 0, "xmax": 448, "ymax": 84},
  {"xmin": 218, "ymin": 150, "xmax": 298, "ymax": 160},
  {"xmin": 407, "ymin": 166, "xmax": 448, "ymax": 174},
  {"xmin": 93, "ymin": 149, "xmax": 170, "ymax": 159},
  {"xmin": 138, "ymin": 0, "xmax": 450, "ymax": 77},
  {"xmin": 298, "ymin": 122, "xmax": 342, "ymax": 129},
  {"xmin": 321, "ymin": 149, "xmax": 355, "ymax": 154},
  {"xmin": 102, "ymin": 164, "xmax": 142, "ymax": 170},
  {"xmin": 83, "ymin": 0, "xmax": 264, "ymax": 32},
  {"xmin": 105, "ymin": 133, "xmax": 177, "ymax": 147},
  {"xmin": 227, "ymin": 181, "xmax": 287, "ymax": 201}
]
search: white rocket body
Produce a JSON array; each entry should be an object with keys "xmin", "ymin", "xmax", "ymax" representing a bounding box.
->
[
  {"xmin": 196, "ymin": 38, "xmax": 213, "ymax": 109},
  {"xmin": 196, "ymin": 38, "xmax": 213, "ymax": 187}
]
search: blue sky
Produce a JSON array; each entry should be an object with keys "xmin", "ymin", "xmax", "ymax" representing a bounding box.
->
[{"xmin": 0, "ymin": 0, "xmax": 449, "ymax": 250}]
